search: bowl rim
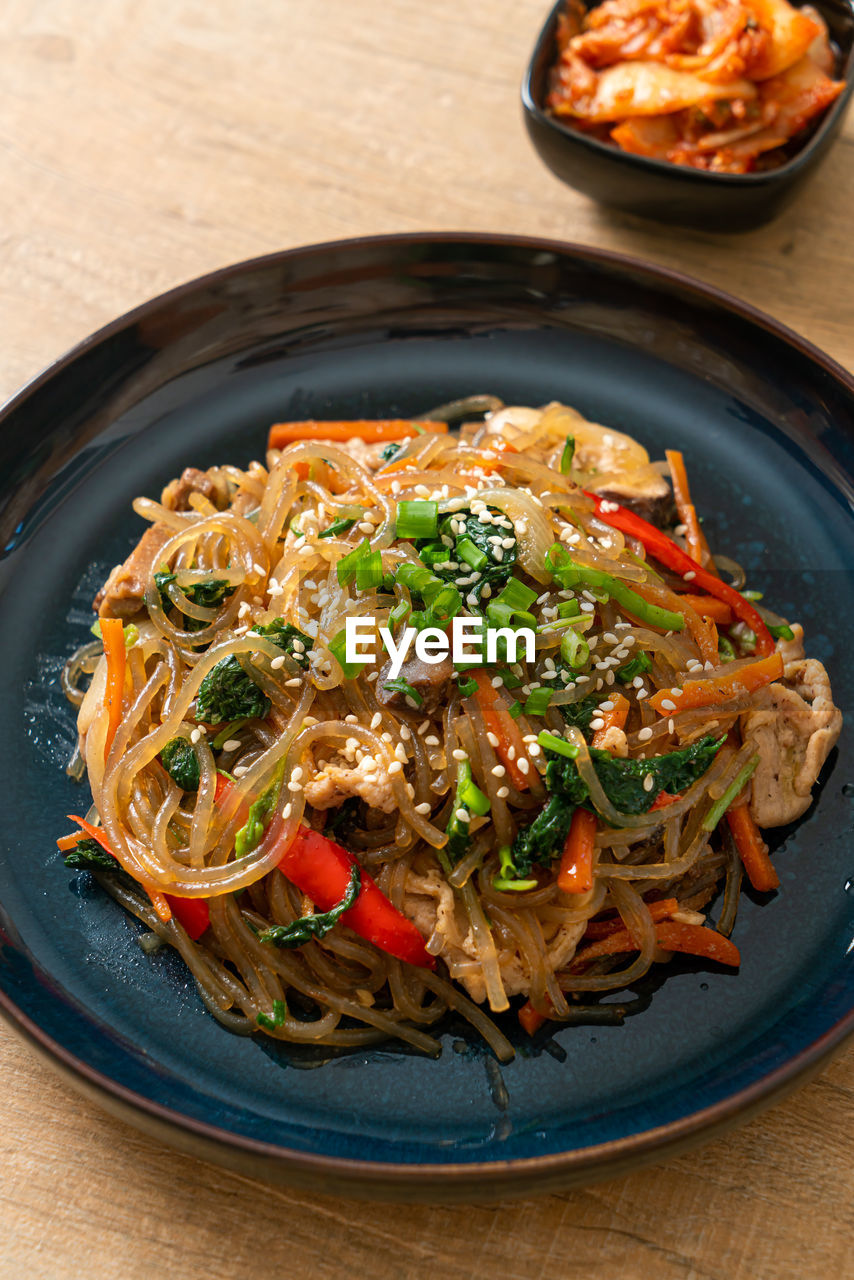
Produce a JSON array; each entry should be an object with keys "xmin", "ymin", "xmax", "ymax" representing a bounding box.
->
[
  {"xmin": 522, "ymin": 0, "xmax": 854, "ymax": 187},
  {"xmin": 2, "ymin": 230, "xmax": 854, "ymax": 1196}
]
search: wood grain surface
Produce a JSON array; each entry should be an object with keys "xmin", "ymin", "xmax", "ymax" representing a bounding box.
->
[{"xmin": 1, "ymin": 3, "xmax": 852, "ymax": 1277}]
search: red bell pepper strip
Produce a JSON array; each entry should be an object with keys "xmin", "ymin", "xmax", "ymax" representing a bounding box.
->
[
  {"xmin": 585, "ymin": 492, "xmax": 774, "ymax": 656},
  {"xmin": 276, "ymin": 824, "xmax": 435, "ymax": 969}
]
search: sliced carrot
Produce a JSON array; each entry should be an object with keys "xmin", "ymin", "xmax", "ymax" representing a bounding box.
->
[
  {"xmin": 631, "ymin": 579, "xmax": 719, "ymax": 666},
  {"xmin": 648, "ymin": 789, "xmax": 682, "ymax": 811},
  {"xmin": 518, "ymin": 1000, "xmax": 549, "ymax": 1036},
  {"xmin": 649, "ymin": 651, "xmax": 784, "ymax": 716},
  {"xmin": 572, "ymin": 920, "xmax": 740, "ymax": 969},
  {"xmin": 679, "ymin": 594, "xmax": 733, "ymax": 625},
  {"xmin": 666, "ymin": 449, "xmax": 716, "ymax": 571},
  {"xmin": 557, "ymin": 808, "xmax": 597, "ymax": 894},
  {"xmin": 268, "ymin": 420, "xmax": 448, "ymax": 449},
  {"xmin": 470, "ymin": 669, "xmax": 532, "ymax": 791},
  {"xmin": 99, "ymin": 617, "xmax": 126, "ymax": 761},
  {"xmin": 591, "ymin": 691, "xmax": 630, "ymax": 750},
  {"xmin": 726, "ymin": 804, "xmax": 780, "ymax": 892},
  {"xmin": 582, "ymin": 898, "xmax": 679, "ymax": 939},
  {"xmin": 56, "ymin": 831, "xmax": 83, "ymax": 852}
]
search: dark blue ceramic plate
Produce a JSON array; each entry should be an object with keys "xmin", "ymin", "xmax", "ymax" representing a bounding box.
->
[{"xmin": 0, "ymin": 235, "xmax": 852, "ymax": 1202}]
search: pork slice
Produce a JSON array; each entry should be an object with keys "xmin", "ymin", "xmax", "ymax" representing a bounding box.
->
[
  {"xmin": 93, "ymin": 523, "xmax": 173, "ymax": 618},
  {"xmin": 741, "ymin": 654, "xmax": 842, "ymax": 827},
  {"xmin": 161, "ymin": 466, "xmax": 228, "ymax": 512},
  {"xmin": 377, "ymin": 654, "xmax": 455, "ymax": 716}
]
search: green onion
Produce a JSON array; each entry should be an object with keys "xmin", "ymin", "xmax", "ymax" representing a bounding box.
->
[
  {"xmin": 429, "ymin": 584, "xmax": 463, "ymax": 623},
  {"xmin": 524, "ymin": 687, "xmax": 553, "ymax": 717},
  {"xmin": 382, "ymin": 678, "xmax": 423, "ymax": 707},
  {"xmin": 507, "ymin": 701, "xmax": 524, "ymax": 719},
  {"xmin": 537, "ymin": 731, "xmax": 580, "ymax": 760},
  {"xmin": 493, "ymin": 845, "xmax": 539, "ymax": 892},
  {"xmin": 560, "ymin": 627, "xmax": 590, "ymax": 669},
  {"xmin": 546, "ymin": 545, "xmax": 685, "ymax": 632},
  {"xmin": 718, "ymin": 635, "xmax": 736, "ymax": 662},
  {"xmin": 396, "ymin": 500, "xmax": 439, "ymax": 540},
  {"xmin": 256, "ymin": 999, "xmax": 286, "ymax": 1031},
  {"xmin": 560, "ymin": 435, "xmax": 575, "ymax": 474},
  {"xmin": 337, "ymin": 537, "xmax": 371, "ymax": 587},
  {"xmin": 557, "ymin": 599, "xmax": 581, "ymax": 619},
  {"xmin": 355, "ymin": 548, "xmax": 383, "ymax": 591},
  {"xmin": 494, "ymin": 577, "xmax": 538, "ymax": 612},
  {"xmin": 702, "ymin": 755, "xmax": 760, "ymax": 831},
  {"xmin": 494, "ymin": 666, "xmax": 524, "ymax": 690},
  {"xmin": 768, "ymin": 623, "xmax": 795, "ymax": 641},
  {"xmin": 329, "ymin": 629, "xmax": 369, "ymax": 678},
  {"xmin": 319, "ymin": 516, "xmax": 358, "ymax": 539},
  {"xmin": 459, "ymin": 776, "xmax": 491, "ymax": 816},
  {"xmin": 457, "ymin": 675, "xmax": 478, "ymax": 697},
  {"xmin": 616, "ymin": 652, "xmax": 652, "ymax": 684},
  {"xmin": 389, "ymin": 599, "xmax": 410, "ymax": 627},
  {"xmin": 456, "ymin": 536, "xmax": 488, "ymax": 571}
]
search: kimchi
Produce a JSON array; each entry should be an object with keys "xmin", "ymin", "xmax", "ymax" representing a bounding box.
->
[{"xmin": 547, "ymin": 0, "xmax": 845, "ymax": 172}]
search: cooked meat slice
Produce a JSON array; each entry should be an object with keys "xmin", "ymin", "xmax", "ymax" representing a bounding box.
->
[
  {"xmin": 595, "ymin": 725, "xmax": 629, "ymax": 757},
  {"xmin": 303, "ymin": 755, "xmax": 397, "ymax": 814},
  {"xmin": 590, "ymin": 477, "xmax": 676, "ymax": 528},
  {"xmin": 93, "ymin": 523, "xmax": 173, "ymax": 618},
  {"xmin": 377, "ymin": 654, "xmax": 455, "ymax": 716},
  {"xmin": 402, "ymin": 866, "xmax": 587, "ymax": 1002},
  {"xmin": 741, "ymin": 653, "xmax": 842, "ymax": 827},
  {"xmin": 161, "ymin": 467, "xmax": 229, "ymax": 512}
]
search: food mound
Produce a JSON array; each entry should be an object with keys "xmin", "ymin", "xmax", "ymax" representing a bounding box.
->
[
  {"xmin": 546, "ymin": 0, "xmax": 845, "ymax": 173},
  {"xmin": 58, "ymin": 397, "xmax": 841, "ymax": 1058}
]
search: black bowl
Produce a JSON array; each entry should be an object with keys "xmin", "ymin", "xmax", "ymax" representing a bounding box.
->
[{"xmin": 522, "ymin": 0, "xmax": 854, "ymax": 230}]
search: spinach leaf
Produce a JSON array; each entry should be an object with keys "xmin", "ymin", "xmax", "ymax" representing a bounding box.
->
[
  {"xmin": 547, "ymin": 734, "xmax": 724, "ymax": 817},
  {"xmin": 379, "ymin": 442, "xmax": 402, "ymax": 462},
  {"xmin": 417, "ymin": 507, "xmax": 516, "ymax": 604},
  {"xmin": 63, "ymin": 838, "xmax": 120, "ymax": 872},
  {"xmin": 556, "ymin": 692, "xmax": 602, "ymax": 737},
  {"xmin": 154, "ymin": 568, "xmax": 235, "ymax": 611},
  {"xmin": 510, "ymin": 794, "xmax": 577, "ymax": 879},
  {"xmin": 196, "ymin": 655, "xmax": 271, "ymax": 725},
  {"xmin": 255, "ymin": 864, "xmax": 361, "ymax": 948},
  {"xmin": 160, "ymin": 737, "xmax": 200, "ymax": 790},
  {"xmin": 250, "ymin": 618, "xmax": 313, "ymax": 669},
  {"xmin": 616, "ymin": 652, "xmax": 652, "ymax": 684}
]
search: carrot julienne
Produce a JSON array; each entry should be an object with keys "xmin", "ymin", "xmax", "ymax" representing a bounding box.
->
[
  {"xmin": 727, "ymin": 804, "xmax": 780, "ymax": 892},
  {"xmin": 557, "ymin": 808, "xmax": 597, "ymax": 894},
  {"xmin": 648, "ymin": 651, "xmax": 784, "ymax": 715},
  {"xmin": 268, "ymin": 419, "xmax": 448, "ymax": 449},
  {"xmin": 99, "ymin": 616, "xmax": 126, "ymax": 762}
]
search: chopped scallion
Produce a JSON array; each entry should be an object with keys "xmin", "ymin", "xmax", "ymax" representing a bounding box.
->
[
  {"xmin": 537, "ymin": 731, "xmax": 580, "ymax": 760},
  {"xmin": 396, "ymin": 500, "xmax": 439, "ymax": 540},
  {"xmin": 524, "ymin": 687, "xmax": 553, "ymax": 717}
]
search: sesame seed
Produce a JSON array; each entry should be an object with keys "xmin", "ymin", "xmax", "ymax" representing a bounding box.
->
[
  {"xmin": 589, "ymin": 717, "xmax": 605, "ymax": 731},
  {"xmin": 288, "ymin": 780, "xmax": 303, "ymax": 793},
  {"xmin": 190, "ymin": 728, "xmax": 203, "ymax": 744},
  {"xmin": 406, "ymin": 783, "xmax": 415, "ymax": 798},
  {"xmin": 221, "ymin": 738, "xmax": 241, "ymax": 752},
  {"xmin": 496, "ymin": 786, "xmax": 510, "ymax": 799},
  {"xmin": 400, "ymin": 726, "xmax": 411, "ymax": 741},
  {"xmin": 660, "ymin": 699, "xmax": 677, "ymax": 712},
  {"xmin": 395, "ymin": 743, "xmax": 408, "ymax": 763},
  {"xmin": 507, "ymin": 746, "xmax": 516, "ymax": 761},
  {"xmin": 233, "ymin": 765, "xmax": 249, "ymax": 777},
  {"xmin": 367, "ymin": 671, "xmax": 379, "ymax": 682},
  {"xmin": 668, "ymin": 718, "xmax": 675, "ymax": 734},
  {"xmin": 358, "ymin": 521, "xmax": 375, "ymax": 534},
  {"xmin": 381, "ymin": 732, "xmax": 393, "ymax": 744},
  {"xmin": 270, "ymin": 655, "xmax": 285, "ymax": 670},
  {"xmin": 285, "ymin": 677, "xmax": 302, "ymax": 687},
  {"xmin": 252, "ymin": 561, "xmax": 266, "ymax": 576},
  {"xmin": 417, "ymin": 720, "xmax": 430, "ymax": 734},
  {"xmin": 414, "ymin": 802, "xmax": 432, "ymax": 815},
  {"xmin": 636, "ymin": 687, "xmax": 648, "ymax": 700},
  {"xmin": 487, "ymin": 732, "xmax": 500, "ymax": 748},
  {"xmin": 425, "ymin": 735, "xmax": 440, "ymax": 747},
  {"xmin": 600, "ymin": 700, "xmax": 615, "ymax": 711},
  {"xmin": 683, "ymin": 570, "xmax": 696, "ymax": 582},
  {"xmin": 491, "ymin": 676, "xmax": 503, "ymax": 689},
  {"xmin": 451, "ymin": 748, "xmax": 468, "ymax": 761},
  {"xmin": 237, "ymin": 602, "xmax": 251, "ymax": 619},
  {"xmin": 388, "ymin": 761, "xmax": 403, "ymax": 775},
  {"xmin": 370, "ymin": 712, "xmax": 382, "ymax": 729},
  {"xmin": 491, "ymin": 764, "xmax": 506, "ymax": 777},
  {"xmin": 345, "ymin": 713, "xmax": 359, "ymax": 723},
  {"xmin": 517, "ymin": 758, "xmax": 530, "ymax": 775},
  {"xmin": 455, "ymin": 808, "xmax": 470, "ymax": 823},
  {"xmin": 643, "ymin": 774, "xmax": 655, "ymax": 792},
  {"xmin": 528, "ymin": 743, "xmax": 541, "ymax": 757},
  {"xmin": 603, "ymin": 633, "xmax": 618, "ymax": 645},
  {"xmin": 637, "ymin": 727, "xmax": 653, "ymax": 741},
  {"xmin": 283, "ymin": 802, "xmax": 293, "ymax": 819}
]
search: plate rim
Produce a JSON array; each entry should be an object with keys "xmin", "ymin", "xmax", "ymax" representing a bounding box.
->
[{"xmin": 2, "ymin": 230, "xmax": 853, "ymax": 1196}]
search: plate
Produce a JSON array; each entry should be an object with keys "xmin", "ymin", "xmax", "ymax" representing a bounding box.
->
[{"xmin": 1, "ymin": 234, "xmax": 852, "ymax": 1202}]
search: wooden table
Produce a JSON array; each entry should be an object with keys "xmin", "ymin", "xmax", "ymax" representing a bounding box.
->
[{"xmin": 1, "ymin": 3, "xmax": 852, "ymax": 1277}]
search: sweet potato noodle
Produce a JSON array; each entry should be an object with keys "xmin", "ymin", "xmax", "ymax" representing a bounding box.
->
[
  {"xmin": 547, "ymin": 0, "xmax": 845, "ymax": 172},
  {"xmin": 60, "ymin": 397, "xmax": 841, "ymax": 1058}
]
